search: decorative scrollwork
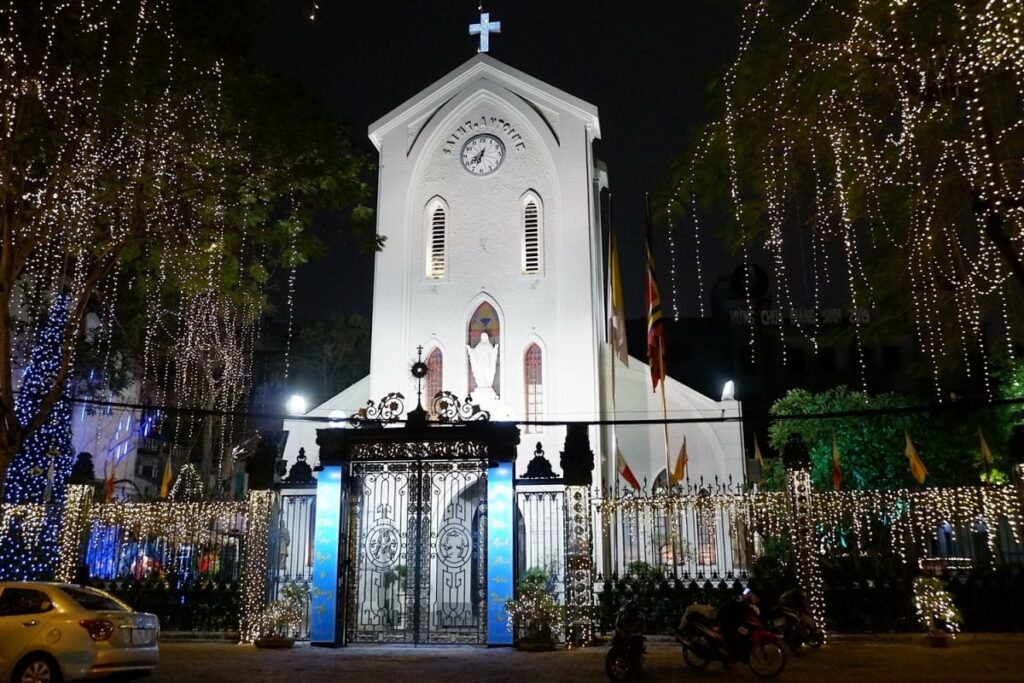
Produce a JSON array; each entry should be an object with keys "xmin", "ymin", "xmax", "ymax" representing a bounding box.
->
[
  {"xmin": 356, "ymin": 392, "xmax": 406, "ymax": 424},
  {"xmin": 431, "ymin": 391, "xmax": 490, "ymax": 423}
]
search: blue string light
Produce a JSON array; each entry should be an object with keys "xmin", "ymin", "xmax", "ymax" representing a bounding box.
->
[{"xmin": 0, "ymin": 296, "xmax": 76, "ymax": 579}]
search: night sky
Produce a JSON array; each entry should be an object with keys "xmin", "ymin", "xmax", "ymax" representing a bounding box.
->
[{"xmin": 254, "ymin": 0, "xmax": 740, "ymax": 322}]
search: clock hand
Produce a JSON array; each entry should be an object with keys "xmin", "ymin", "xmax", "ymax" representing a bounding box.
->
[{"xmin": 472, "ymin": 149, "xmax": 485, "ymax": 165}]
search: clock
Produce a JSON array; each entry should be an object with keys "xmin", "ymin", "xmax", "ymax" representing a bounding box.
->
[{"xmin": 460, "ymin": 134, "xmax": 505, "ymax": 175}]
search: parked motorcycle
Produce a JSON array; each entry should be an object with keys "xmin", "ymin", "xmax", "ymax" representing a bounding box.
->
[
  {"xmin": 676, "ymin": 591, "xmax": 786, "ymax": 678},
  {"xmin": 769, "ymin": 589, "xmax": 824, "ymax": 652},
  {"xmin": 605, "ymin": 602, "xmax": 646, "ymax": 683}
]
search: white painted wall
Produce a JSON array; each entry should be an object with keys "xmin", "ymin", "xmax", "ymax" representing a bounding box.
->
[{"xmin": 281, "ymin": 55, "xmax": 745, "ymax": 494}]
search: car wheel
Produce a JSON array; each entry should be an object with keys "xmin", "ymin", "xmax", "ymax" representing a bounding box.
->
[{"xmin": 14, "ymin": 654, "xmax": 62, "ymax": 683}]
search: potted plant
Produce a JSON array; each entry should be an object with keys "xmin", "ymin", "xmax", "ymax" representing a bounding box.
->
[
  {"xmin": 912, "ymin": 576, "xmax": 962, "ymax": 647},
  {"xmin": 254, "ymin": 583, "xmax": 308, "ymax": 648},
  {"xmin": 505, "ymin": 567, "xmax": 563, "ymax": 651}
]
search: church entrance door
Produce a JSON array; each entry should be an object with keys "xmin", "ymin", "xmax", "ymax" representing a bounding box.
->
[{"xmin": 349, "ymin": 459, "xmax": 487, "ymax": 644}]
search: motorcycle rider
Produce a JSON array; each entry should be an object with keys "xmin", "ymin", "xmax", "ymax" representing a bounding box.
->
[{"xmin": 717, "ymin": 588, "xmax": 760, "ymax": 661}]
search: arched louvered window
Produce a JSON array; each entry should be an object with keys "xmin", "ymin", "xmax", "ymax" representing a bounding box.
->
[
  {"xmin": 426, "ymin": 200, "xmax": 447, "ymax": 279},
  {"xmin": 522, "ymin": 195, "xmax": 541, "ymax": 274},
  {"xmin": 425, "ymin": 347, "xmax": 443, "ymax": 416},
  {"xmin": 524, "ymin": 343, "xmax": 543, "ymax": 433}
]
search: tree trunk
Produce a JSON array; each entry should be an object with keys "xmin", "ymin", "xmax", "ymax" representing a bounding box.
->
[{"xmin": 200, "ymin": 408, "xmax": 215, "ymax": 494}]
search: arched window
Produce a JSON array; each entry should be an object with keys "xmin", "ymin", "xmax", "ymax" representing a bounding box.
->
[
  {"xmin": 524, "ymin": 343, "xmax": 543, "ymax": 433},
  {"xmin": 425, "ymin": 347, "xmax": 443, "ymax": 415},
  {"xmin": 426, "ymin": 199, "xmax": 447, "ymax": 279},
  {"xmin": 467, "ymin": 301, "xmax": 500, "ymax": 397},
  {"xmin": 522, "ymin": 194, "xmax": 542, "ymax": 274}
]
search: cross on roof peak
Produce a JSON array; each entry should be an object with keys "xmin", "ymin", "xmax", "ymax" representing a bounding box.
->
[{"xmin": 469, "ymin": 10, "xmax": 501, "ymax": 53}]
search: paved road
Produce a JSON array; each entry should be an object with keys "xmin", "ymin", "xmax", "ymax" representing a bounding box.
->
[{"xmin": 152, "ymin": 636, "xmax": 1024, "ymax": 682}]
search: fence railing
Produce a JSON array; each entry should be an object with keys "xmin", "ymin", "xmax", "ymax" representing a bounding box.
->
[{"xmin": 267, "ymin": 489, "xmax": 316, "ymax": 640}]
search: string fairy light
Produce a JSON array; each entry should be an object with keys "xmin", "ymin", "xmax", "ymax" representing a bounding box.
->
[{"xmin": 669, "ymin": 0, "xmax": 1024, "ymax": 390}]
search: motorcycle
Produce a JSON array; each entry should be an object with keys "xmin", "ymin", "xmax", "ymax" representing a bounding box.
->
[
  {"xmin": 769, "ymin": 589, "xmax": 824, "ymax": 652},
  {"xmin": 676, "ymin": 593, "xmax": 786, "ymax": 678},
  {"xmin": 605, "ymin": 602, "xmax": 646, "ymax": 683}
]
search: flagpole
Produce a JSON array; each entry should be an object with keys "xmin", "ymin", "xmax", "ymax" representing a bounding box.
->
[
  {"xmin": 607, "ymin": 193, "xmax": 621, "ymax": 573},
  {"xmin": 660, "ymin": 378, "xmax": 671, "ymax": 488}
]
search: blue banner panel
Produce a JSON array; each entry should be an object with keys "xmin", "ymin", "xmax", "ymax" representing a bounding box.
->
[
  {"xmin": 487, "ymin": 461, "xmax": 514, "ymax": 645},
  {"xmin": 310, "ymin": 466, "xmax": 342, "ymax": 644}
]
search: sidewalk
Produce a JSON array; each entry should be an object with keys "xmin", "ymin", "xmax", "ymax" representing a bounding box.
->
[{"xmin": 150, "ymin": 635, "xmax": 1024, "ymax": 682}]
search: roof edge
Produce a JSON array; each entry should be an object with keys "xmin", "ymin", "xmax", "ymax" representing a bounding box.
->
[{"xmin": 368, "ymin": 54, "xmax": 600, "ymax": 150}]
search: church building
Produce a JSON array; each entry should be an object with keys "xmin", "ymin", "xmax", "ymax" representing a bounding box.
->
[
  {"xmin": 278, "ymin": 41, "xmax": 746, "ymax": 646},
  {"xmin": 282, "ymin": 52, "xmax": 744, "ymax": 491}
]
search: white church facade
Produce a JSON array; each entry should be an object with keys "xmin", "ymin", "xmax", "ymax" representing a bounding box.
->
[
  {"xmin": 271, "ymin": 49, "xmax": 751, "ymax": 648},
  {"xmin": 281, "ymin": 54, "xmax": 745, "ymax": 495}
]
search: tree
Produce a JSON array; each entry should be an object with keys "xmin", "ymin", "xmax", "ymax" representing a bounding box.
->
[
  {"xmin": 0, "ymin": 297, "xmax": 75, "ymax": 579},
  {"xmin": 0, "ymin": 1, "xmax": 373, "ymax": 495},
  {"xmin": 672, "ymin": 1, "xmax": 1023, "ymax": 395},
  {"xmin": 291, "ymin": 314, "xmax": 371, "ymax": 404},
  {"xmin": 767, "ymin": 386, "xmax": 1010, "ymax": 490}
]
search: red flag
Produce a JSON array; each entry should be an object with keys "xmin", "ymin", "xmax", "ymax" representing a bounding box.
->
[
  {"xmin": 104, "ymin": 459, "xmax": 116, "ymax": 502},
  {"xmin": 616, "ymin": 447, "xmax": 641, "ymax": 490},
  {"xmin": 831, "ymin": 435, "xmax": 842, "ymax": 491},
  {"xmin": 644, "ymin": 196, "xmax": 665, "ymax": 390}
]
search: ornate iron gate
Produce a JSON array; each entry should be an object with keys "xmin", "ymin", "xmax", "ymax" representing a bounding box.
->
[{"xmin": 349, "ymin": 459, "xmax": 487, "ymax": 644}]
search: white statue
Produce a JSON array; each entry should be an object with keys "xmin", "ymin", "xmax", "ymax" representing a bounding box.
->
[{"xmin": 466, "ymin": 332, "xmax": 499, "ymax": 390}]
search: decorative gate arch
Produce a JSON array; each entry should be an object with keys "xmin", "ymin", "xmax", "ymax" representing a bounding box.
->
[{"xmin": 312, "ymin": 393, "xmax": 519, "ymax": 646}]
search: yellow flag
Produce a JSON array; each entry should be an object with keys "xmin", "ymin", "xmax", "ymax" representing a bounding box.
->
[
  {"xmin": 159, "ymin": 455, "xmax": 173, "ymax": 498},
  {"xmin": 671, "ymin": 437, "xmax": 687, "ymax": 484},
  {"xmin": 979, "ymin": 428, "xmax": 994, "ymax": 466},
  {"xmin": 753, "ymin": 435, "xmax": 765, "ymax": 467},
  {"xmin": 904, "ymin": 431, "xmax": 928, "ymax": 485},
  {"xmin": 607, "ymin": 227, "xmax": 629, "ymax": 366}
]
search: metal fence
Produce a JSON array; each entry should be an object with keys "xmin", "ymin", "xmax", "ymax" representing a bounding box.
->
[
  {"xmin": 515, "ymin": 483, "xmax": 566, "ymax": 603},
  {"xmin": 594, "ymin": 480, "xmax": 1024, "ymax": 634},
  {"xmin": 268, "ymin": 489, "xmax": 316, "ymax": 640},
  {"xmin": 600, "ymin": 483, "xmax": 757, "ymax": 581}
]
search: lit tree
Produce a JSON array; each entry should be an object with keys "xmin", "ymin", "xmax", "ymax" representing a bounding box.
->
[
  {"xmin": 768, "ymin": 386, "xmax": 1010, "ymax": 490},
  {"xmin": 0, "ymin": 297, "xmax": 75, "ymax": 579},
  {"xmin": 672, "ymin": 1, "xmax": 1023, "ymax": 396},
  {"xmin": 0, "ymin": 1, "xmax": 373, "ymax": 495}
]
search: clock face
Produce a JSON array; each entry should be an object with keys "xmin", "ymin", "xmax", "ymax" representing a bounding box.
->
[{"xmin": 460, "ymin": 134, "xmax": 505, "ymax": 175}]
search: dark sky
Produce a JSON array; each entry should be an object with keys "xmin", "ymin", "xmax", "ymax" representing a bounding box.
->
[{"xmin": 254, "ymin": 0, "xmax": 740, "ymax": 322}]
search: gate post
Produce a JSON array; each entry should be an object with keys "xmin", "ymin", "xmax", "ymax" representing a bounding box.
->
[
  {"xmin": 783, "ymin": 435, "xmax": 827, "ymax": 635},
  {"xmin": 310, "ymin": 465, "xmax": 345, "ymax": 646},
  {"xmin": 487, "ymin": 460, "xmax": 515, "ymax": 645},
  {"xmin": 561, "ymin": 424, "xmax": 595, "ymax": 646},
  {"xmin": 240, "ymin": 489, "xmax": 278, "ymax": 643},
  {"xmin": 55, "ymin": 484, "xmax": 93, "ymax": 582}
]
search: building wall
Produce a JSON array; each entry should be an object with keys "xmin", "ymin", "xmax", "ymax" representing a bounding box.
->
[{"xmin": 367, "ymin": 66, "xmax": 604, "ymax": 477}]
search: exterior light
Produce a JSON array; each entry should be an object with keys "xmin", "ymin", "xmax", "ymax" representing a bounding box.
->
[
  {"xmin": 286, "ymin": 394, "xmax": 308, "ymax": 415},
  {"xmin": 721, "ymin": 380, "xmax": 735, "ymax": 402}
]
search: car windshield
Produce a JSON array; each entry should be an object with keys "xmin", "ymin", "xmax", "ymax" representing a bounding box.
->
[{"xmin": 61, "ymin": 585, "xmax": 130, "ymax": 612}]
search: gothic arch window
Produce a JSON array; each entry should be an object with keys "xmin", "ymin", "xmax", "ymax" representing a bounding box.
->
[
  {"xmin": 521, "ymin": 193, "xmax": 542, "ymax": 275},
  {"xmin": 425, "ymin": 198, "xmax": 448, "ymax": 279},
  {"xmin": 524, "ymin": 343, "xmax": 543, "ymax": 433},
  {"xmin": 467, "ymin": 301, "xmax": 500, "ymax": 397},
  {"xmin": 425, "ymin": 347, "xmax": 443, "ymax": 415}
]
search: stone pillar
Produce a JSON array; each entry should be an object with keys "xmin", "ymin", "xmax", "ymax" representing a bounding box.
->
[
  {"xmin": 783, "ymin": 435, "xmax": 827, "ymax": 633},
  {"xmin": 55, "ymin": 484, "xmax": 93, "ymax": 583},
  {"xmin": 561, "ymin": 424, "xmax": 595, "ymax": 646},
  {"xmin": 239, "ymin": 489, "xmax": 278, "ymax": 643}
]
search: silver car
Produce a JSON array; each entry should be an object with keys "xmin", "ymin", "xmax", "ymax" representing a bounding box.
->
[{"xmin": 0, "ymin": 582, "xmax": 159, "ymax": 682}]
